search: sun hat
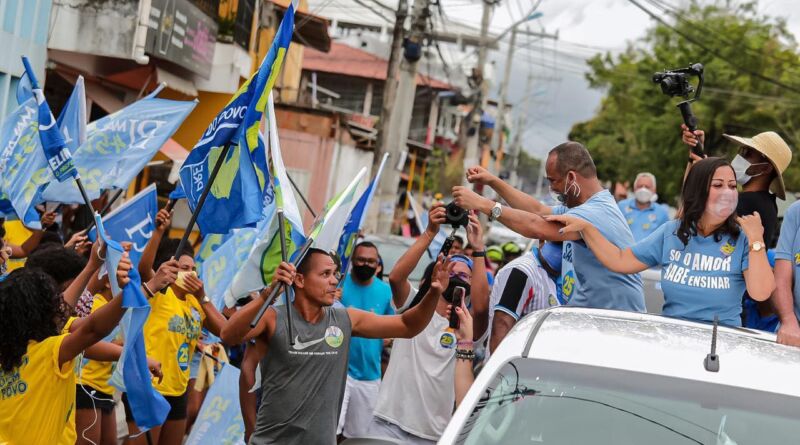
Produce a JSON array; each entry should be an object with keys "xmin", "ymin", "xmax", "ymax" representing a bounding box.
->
[{"xmin": 723, "ymin": 131, "xmax": 792, "ymax": 200}]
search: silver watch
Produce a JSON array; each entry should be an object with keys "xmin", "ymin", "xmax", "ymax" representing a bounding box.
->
[{"xmin": 489, "ymin": 202, "xmax": 503, "ymax": 221}]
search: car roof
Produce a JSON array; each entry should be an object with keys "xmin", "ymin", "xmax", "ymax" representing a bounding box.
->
[{"xmin": 493, "ymin": 307, "xmax": 800, "ymax": 398}]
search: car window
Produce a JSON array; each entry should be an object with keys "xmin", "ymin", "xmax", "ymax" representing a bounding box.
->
[
  {"xmin": 372, "ymin": 241, "xmax": 429, "ymax": 284},
  {"xmin": 455, "ymin": 358, "xmax": 800, "ymax": 445}
]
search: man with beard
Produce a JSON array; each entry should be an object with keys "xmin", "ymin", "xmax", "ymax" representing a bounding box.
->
[{"xmin": 336, "ymin": 241, "xmax": 394, "ymax": 439}]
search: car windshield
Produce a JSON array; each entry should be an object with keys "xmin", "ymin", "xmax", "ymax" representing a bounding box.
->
[{"xmin": 455, "ymin": 358, "xmax": 800, "ymax": 445}]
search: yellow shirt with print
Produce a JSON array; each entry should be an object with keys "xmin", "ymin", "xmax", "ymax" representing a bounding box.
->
[
  {"xmin": 76, "ymin": 296, "xmax": 117, "ymax": 395},
  {"xmin": 144, "ymin": 287, "xmax": 205, "ymax": 396},
  {"xmin": 0, "ymin": 335, "xmax": 77, "ymax": 445},
  {"xmin": 2, "ymin": 220, "xmax": 31, "ymax": 272}
]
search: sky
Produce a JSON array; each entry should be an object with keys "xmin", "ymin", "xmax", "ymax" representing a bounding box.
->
[{"xmin": 443, "ymin": 0, "xmax": 800, "ymax": 158}]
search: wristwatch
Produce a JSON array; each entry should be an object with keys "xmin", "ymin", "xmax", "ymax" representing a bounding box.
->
[
  {"xmin": 489, "ymin": 202, "xmax": 503, "ymax": 221},
  {"xmin": 201, "ymin": 295, "xmax": 212, "ymax": 304},
  {"xmin": 472, "ymin": 250, "xmax": 486, "ymax": 258},
  {"xmin": 750, "ymin": 241, "xmax": 765, "ymax": 252}
]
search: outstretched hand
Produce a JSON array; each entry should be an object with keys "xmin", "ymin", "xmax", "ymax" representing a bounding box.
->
[
  {"xmin": 465, "ymin": 166, "xmax": 497, "ymax": 186},
  {"xmin": 681, "ymin": 124, "xmax": 706, "ymax": 162},
  {"xmin": 429, "ymin": 254, "xmax": 454, "ymax": 295}
]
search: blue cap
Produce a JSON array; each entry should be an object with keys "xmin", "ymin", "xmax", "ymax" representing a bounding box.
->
[
  {"xmin": 449, "ymin": 254, "xmax": 474, "ymax": 270},
  {"xmin": 539, "ymin": 242, "xmax": 562, "ymax": 273}
]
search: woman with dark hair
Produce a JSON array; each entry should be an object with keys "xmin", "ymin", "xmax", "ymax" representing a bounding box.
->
[
  {"xmin": 0, "ymin": 246, "xmax": 132, "ymax": 444},
  {"xmin": 547, "ymin": 157, "xmax": 774, "ymax": 326}
]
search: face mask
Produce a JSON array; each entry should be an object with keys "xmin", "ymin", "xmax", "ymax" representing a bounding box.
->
[
  {"xmin": 175, "ymin": 271, "xmax": 197, "ymax": 291},
  {"xmin": 551, "ymin": 174, "xmax": 580, "ymax": 205},
  {"xmin": 634, "ymin": 187, "xmax": 654, "ymax": 204},
  {"xmin": 443, "ymin": 278, "xmax": 471, "ymax": 303},
  {"xmin": 708, "ymin": 187, "xmax": 738, "ymax": 219},
  {"xmin": 352, "ymin": 264, "xmax": 377, "ymax": 281},
  {"xmin": 731, "ymin": 154, "xmax": 768, "ymax": 185}
]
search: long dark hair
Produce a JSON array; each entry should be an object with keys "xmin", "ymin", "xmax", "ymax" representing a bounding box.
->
[
  {"xmin": 678, "ymin": 157, "xmax": 740, "ymax": 245},
  {"xmin": 0, "ymin": 269, "xmax": 68, "ymax": 372}
]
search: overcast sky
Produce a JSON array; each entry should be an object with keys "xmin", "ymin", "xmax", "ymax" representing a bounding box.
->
[{"xmin": 444, "ymin": 0, "xmax": 800, "ymax": 158}]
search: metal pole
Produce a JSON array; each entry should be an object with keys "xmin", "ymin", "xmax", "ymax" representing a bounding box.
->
[
  {"xmin": 490, "ymin": 26, "xmax": 516, "ymax": 169},
  {"xmin": 286, "ymin": 171, "xmax": 317, "ymax": 218},
  {"xmin": 174, "ymin": 144, "xmax": 232, "ymax": 258},
  {"xmin": 83, "ymin": 188, "xmax": 125, "ymax": 232},
  {"xmin": 276, "ymin": 209, "xmax": 295, "ymax": 345}
]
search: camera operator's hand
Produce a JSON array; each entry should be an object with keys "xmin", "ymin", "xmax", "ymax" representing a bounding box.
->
[
  {"xmin": 681, "ymin": 124, "xmax": 706, "ymax": 162},
  {"xmin": 425, "ymin": 203, "xmax": 446, "ymax": 237},
  {"xmin": 452, "ymin": 186, "xmax": 492, "ymax": 215},
  {"xmin": 465, "ymin": 166, "xmax": 497, "ymax": 186},
  {"xmin": 466, "ymin": 213, "xmax": 485, "ymax": 251}
]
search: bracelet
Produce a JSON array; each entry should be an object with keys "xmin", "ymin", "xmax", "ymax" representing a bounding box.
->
[
  {"xmin": 457, "ymin": 340, "xmax": 474, "ymax": 347},
  {"xmin": 471, "ymin": 250, "xmax": 486, "ymax": 258},
  {"xmin": 96, "ymin": 249, "xmax": 106, "ymax": 261},
  {"xmin": 142, "ymin": 282, "xmax": 155, "ymax": 298},
  {"xmin": 455, "ymin": 349, "xmax": 475, "ymax": 361}
]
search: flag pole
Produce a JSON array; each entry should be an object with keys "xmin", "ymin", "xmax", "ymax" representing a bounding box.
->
[
  {"xmin": 286, "ymin": 172, "xmax": 316, "ymax": 218},
  {"xmin": 174, "ymin": 143, "xmax": 233, "ymax": 258},
  {"xmin": 276, "ymin": 209, "xmax": 295, "ymax": 345},
  {"xmin": 84, "ymin": 188, "xmax": 125, "ymax": 232}
]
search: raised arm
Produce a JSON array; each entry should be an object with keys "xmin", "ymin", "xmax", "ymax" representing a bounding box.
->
[
  {"xmin": 738, "ymin": 213, "xmax": 775, "ymax": 302},
  {"xmin": 388, "ymin": 204, "xmax": 446, "ymax": 308},
  {"xmin": 449, "ymin": 299, "xmax": 474, "ymax": 408},
  {"xmin": 139, "ymin": 208, "xmax": 171, "ymax": 282},
  {"xmin": 545, "ymin": 215, "xmax": 649, "ymax": 274},
  {"xmin": 465, "ymin": 166, "xmax": 551, "ymax": 215},
  {"xmin": 465, "ymin": 213, "xmax": 489, "ymax": 340},
  {"xmin": 351, "ymin": 255, "xmax": 451, "ymax": 339},
  {"xmin": 10, "ymin": 211, "xmax": 57, "ymax": 258},
  {"xmin": 62, "ymin": 238, "xmax": 106, "ymax": 308}
]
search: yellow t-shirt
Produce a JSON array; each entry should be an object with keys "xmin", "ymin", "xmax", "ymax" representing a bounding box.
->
[
  {"xmin": 144, "ymin": 287, "xmax": 205, "ymax": 396},
  {"xmin": 0, "ymin": 335, "xmax": 77, "ymax": 445},
  {"xmin": 76, "ymin": 297, "xmax": 117, "ymax": 395},
  {"xmin": 2, "ymin": 220, "xmax": 31, "ymax": 272}
]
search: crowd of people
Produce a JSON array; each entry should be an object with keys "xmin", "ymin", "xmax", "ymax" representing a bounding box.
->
[{"xmin": 1, "ymin": 122, "xmax": 800, "ymax": 445}]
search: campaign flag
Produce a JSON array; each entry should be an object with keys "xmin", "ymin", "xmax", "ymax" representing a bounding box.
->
[
  {"xmin": 0, "ymin": 97, "xmax": 49, "ymax": 228},
  {"xmin": 310, "ymin": 168, "xmax": 367, "ymax": 254},
  {"xmin": 87, "ymin": 184, "xmax": 157, "ymax": 265},
  {"xmin": 15, "ymin": 69, "xmax": 33, "ymax": 105},
  {"xmin": 21, "ymin": 56, "xmax": 78, "ymax": 182},
  {"xmin": 56, "ymin": 76, "xmax": 87, "ymax": 155},
  {"xmin": 41, "ymin": 88, "xmax": 195, "ymax": 203},
  {"xmin": 96, "ymin": 214, "xmax": 170, "ymax": 431},
  {"xmin": 178, "ymin": 0, "xmax": 298, "ymax": 235},
  {"xmin": 201, "ymin": 226, "xmax": 261, "ymax": 309},
  {"xmin": 169, "ymin": 182, "xmax": 187, "ymax": 200},
  {"xmin": 336, "ymin": 153, "xmax": 388, "ymax": 274},
  {"xmin": 185, "ymin": 364, "xmax": 245, "ymax": 445}
]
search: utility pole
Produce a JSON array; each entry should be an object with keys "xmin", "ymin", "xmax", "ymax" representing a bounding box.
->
[
  {"xmin": 510, "ymin": 72, "xmax": 532, "ymax": 189},
  {"xmin": 372, "ymin": 0, "xmax": 430, "ymax": 234},
  {"xmin": 489, "ymin": 25, "xmax": 516, "ymax": 175}
]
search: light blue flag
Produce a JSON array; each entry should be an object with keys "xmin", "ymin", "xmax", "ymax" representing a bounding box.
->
[
  {"xmin": 185, "ymin": 364, "xmax": 245, "ymax": 445},
  {"xmin": 87, "ymin": 184, "xmax": 157, "ymax": 266},
  {"xmin": 0, "ymin": 97, "xmax": 49, "ymax": 228},
  {"xmin": 55, "ymin": 76, "xmax": 87, "ymax": 155},
  {"xmin": 42, "ymin": 88, "xmax": 195, "ymax": 203},
  {"xmin": 98, "ymin": 212, "xmax": 170, "ymax": 431},
  {"xmin": 337, "ymin": 153, "xmax": 389, "ymax": 274},
  {"xmin": 200, "ymin": 225, "xmax": 262, "ymax": 310},
  {"xmin": 15, "ymin": 70, "xmax": 33, "ymax": 105}
]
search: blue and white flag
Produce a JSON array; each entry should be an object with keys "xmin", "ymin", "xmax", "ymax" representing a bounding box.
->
[
  {"xmin": 98, "ymin": 213, "xmax": 170, "ymax": 431},
  {"xmin": 87, "ymin": 184, "xmax": 158, "ymax": 266},
  {"xmin": 337, "ymin": 153, "xmax": 388, "ymax": 274},
  {"xmin": 55, "ymin": 76, "xmax": 87, "ymax": 155},
  {"xmin": 42, "ymin": 88, "xmax": 195, "ymax": 203},
  {"xmin": 201, "ymin": 226, "xmax": 262, "ymax": 309},
  {"xmin": 185, "ymin": 364, "xmax": 245, "ymax": 445}
]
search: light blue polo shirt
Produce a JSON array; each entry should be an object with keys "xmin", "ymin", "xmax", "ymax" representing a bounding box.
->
[
  {"xmin": 774, "ymin": 201, "xmax": 800, "ymax": 322},
  {"xmin": 618, "ymin": 198, "xmax": 671, "ymax": 241},
  {"xmin": 631, "ymin": 220, "xmax": 749, "ymax": 326},
  {"xmin": 341, "ymin": 274, "xmax": 394, "ymax": 381},
  {"xmin": 553, "ymin": 190, "xmax": 645, "ymax": 312}
]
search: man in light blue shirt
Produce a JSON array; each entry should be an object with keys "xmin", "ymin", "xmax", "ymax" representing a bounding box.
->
[
  {"xmin": 773, "ymin": 201, "xmax": 800, "ymax": 347},
  {"xmin": 337, "ymin": 241, "xmax": 394, "ymax": 438},
  {"xmin": 618, "ymin": 172, "xmax": 671, "ymax": 241},
  {"xmin": 453, "ymin": 141, "xmax": 645, "ymax": 312}
]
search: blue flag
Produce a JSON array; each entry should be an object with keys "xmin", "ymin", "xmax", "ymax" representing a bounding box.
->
[
  {"xmin": 185, "ymin": 364, "xmax": 245, "ymax": 444},
  {"xmin": 201, "ymin": 226, "xmax": 262, "ymax": 309},
  {"xmin": 21, "ymin": 56, "xmax": 77, "ymax": 182},
  {"xmin": 168, "ymin": 182, "xmax": 186, "ymax": 200},
  {"xmin": 337, "ymin": 153, "xmax": 389, "ymax": 274},
  {"xmin": 15, "ymin": 70, "xmax": 33, "ymax": 105},
  {"xmin": 87, "ymin": 184, "xmax": 157, "ymax": 266},
  {"xmin": 55, "ymin": 76, "xmax": 87, "ymax": 155},
  {"xmin": 178, "ymin": 0, "xmax": 298, "ymax": 235},
  {"xmin": 98, "ymin": 213, "xmax": 170, "ymax": 431},
  {"xmin": 41, "ymin": 88, "xmax": 195, "ymax": 203}
]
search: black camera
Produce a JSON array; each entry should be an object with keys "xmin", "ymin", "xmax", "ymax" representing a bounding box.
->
[
  {"xmin": 444, "ymin": 202, "xmax": 469, "ymax": 228},
  {"xmin": 652, "ymin": 63, "xmax": 704, "ymax": 98}
]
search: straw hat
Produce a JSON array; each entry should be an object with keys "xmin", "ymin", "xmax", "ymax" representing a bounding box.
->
[{"xmin": 723, "ymin": 131, "xmax": 793, "ymax": 200}]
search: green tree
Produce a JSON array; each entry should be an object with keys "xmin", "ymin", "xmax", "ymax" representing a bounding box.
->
[{"xmin": 570, "ymin": 1, "xmax": 800, "ymax": 204}]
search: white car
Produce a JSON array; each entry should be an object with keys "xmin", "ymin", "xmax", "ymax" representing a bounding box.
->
[{"xmin": 439, "ymin": 307, "xmax": 800, "ymax": 444}]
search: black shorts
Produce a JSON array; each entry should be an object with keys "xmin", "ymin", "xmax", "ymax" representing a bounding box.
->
[
  {"xmin": 75, "ymin": 384, "xmax": 115, "ymax": 413},
  {"xmin": 122, "ymin": 390, "xmax": 189, "ymax": 422}
]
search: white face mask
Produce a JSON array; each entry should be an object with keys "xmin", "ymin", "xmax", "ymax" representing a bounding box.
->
[
  {"xmin": 731, "ymin": 154, "xmax": 768, "ymax": 185},
  {"xmin": 708, "ymin": 187, "xmax": 738, "ymax": 219},
  {"xmin": 550, "ymin": 173, "xmax": 580, "ymax": 205},
  {"xmin": 634, "ymin": 187, "xmax": 654, "ymax": 204}
]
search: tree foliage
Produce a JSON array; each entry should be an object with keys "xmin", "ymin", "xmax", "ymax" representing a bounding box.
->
[{"xmin": 570, "ymin": 1, "xmax": 800, "ymax": 204}]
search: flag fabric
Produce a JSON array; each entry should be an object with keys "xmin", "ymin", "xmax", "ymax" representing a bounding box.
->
[
  {"xmin": 55, "ymin": 76, "xmax": 87, "ymax": 155},
  {"xmin": 336, "ymin": 153, "xmax": 388, "ymax": 274},
  {"xmin": 41, "ymin": 88, "xmax": 195, "ymax": 203},
  {"xmin": 96, "ymin": 214, "xmax": 170, "ymax": 431},
  {"xmin": 178, "ymin": 0, "xmax": 298, "ymax": 235},
  {"xmin": 408, "ymin": 192, "xmax": 445, "ymax": 256},
  {"xmin": 310, "ymin": 167, "xmax": 368, "ymax": 254},
  {"xmin": 185, "ymin": 364, "xmax": 245, "ymax": 444},
  {"xmin": 0, "ymin": 96, "xmax": 48, "ymax": 228},
  {"xmin": 87, "ymin": 184, "xmax": 158, "ymax": 266},
  {"xmin": 15, "ymin": 70, "xmax": 33, "ymax": 105},
  {"xmin": 21, "ymin": 57, "xmax": 78, "ymax": 182},
  {"xmin": 168, "ymin": 182, "xmax": 187, "ymax": 200},
  {"xmin": 201, "ymin": 226, "xmax": 261, "ymax": 309}
]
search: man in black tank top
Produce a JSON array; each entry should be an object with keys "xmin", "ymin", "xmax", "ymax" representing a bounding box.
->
[{"xmin": 222, "ymin": 248, "xmax": 452, "ymax": 445}]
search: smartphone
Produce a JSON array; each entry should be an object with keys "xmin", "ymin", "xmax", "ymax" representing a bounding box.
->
[{"xmin": 449, "ymin": 286, "xmax": 465, "ymax": 330}]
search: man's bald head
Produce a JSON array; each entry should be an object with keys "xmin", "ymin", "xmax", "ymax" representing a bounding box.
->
[{"xmin": 548, "ymin": 142, "xmax": 597, "ymax": 179}]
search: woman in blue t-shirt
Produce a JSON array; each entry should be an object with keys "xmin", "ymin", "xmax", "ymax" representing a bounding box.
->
[{"xmin": 546, "ymin": 157, "xmax": 774, "ymax": 326}]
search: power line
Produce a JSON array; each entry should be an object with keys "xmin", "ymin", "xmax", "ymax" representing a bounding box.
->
[{"xmin": 626, "ymin": 0, "xmax": 800, "ymax": 94}]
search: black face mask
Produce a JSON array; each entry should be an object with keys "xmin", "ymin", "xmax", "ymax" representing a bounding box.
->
[
  {"xmin": 352, "ymin": 264, "xmax": 377, "ymax": 281},
  {"xmin": 443, "ymin": 278, "xmax": 471, "ymax": 303}
]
